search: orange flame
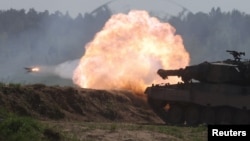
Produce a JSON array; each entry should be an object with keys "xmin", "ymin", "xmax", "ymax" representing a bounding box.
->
[{"xmin": 73, "ymin": 10, "xmax": 190, "ymax": 93}]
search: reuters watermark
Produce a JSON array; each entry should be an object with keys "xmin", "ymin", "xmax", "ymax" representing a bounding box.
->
[{"xmin": 208, "ymin": 125, "xmax": 250, "ymax": 140}]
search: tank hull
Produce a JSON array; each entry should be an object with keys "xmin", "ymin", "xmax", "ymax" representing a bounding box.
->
[{"xmin": 145, "ymin": 83, "xmax": 250, "ymax": 125}]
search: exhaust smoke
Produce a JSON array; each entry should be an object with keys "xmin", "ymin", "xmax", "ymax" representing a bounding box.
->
[{"xmin": 26, "ymin": 59, "xmax": 79, "ymax": 80}]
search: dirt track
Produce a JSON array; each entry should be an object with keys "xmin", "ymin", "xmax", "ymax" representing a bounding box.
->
[{"xmin": 45, "ymin": 122, "xmax": 184, "ymax": 141}]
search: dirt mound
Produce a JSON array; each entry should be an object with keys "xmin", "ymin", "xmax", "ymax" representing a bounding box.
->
[{"xmin": 0, "ymin": 83, "xmax": 162, "ymax": 124}]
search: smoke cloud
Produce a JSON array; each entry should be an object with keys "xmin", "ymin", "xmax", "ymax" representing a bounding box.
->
[
  {"xmin": 54, "ymin": 59, "xmax": 80, "ymax": 79},
  {"xmin": 0, "ymin": 8, "xmax": 110, "ymax": 85}
]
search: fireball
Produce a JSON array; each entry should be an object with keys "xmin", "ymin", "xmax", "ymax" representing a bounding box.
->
[{"xmin": 73, "ymin": 10, "xmax": 190, "ymax": 93}]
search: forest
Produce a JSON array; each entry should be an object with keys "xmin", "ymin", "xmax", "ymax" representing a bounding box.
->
[
  {"xmin": 168, "ymin": 8, "xmax": 250, "ymax": 64},
  {"xmin": 0, "ymin": 7, "xmax": 250, "ymax": 84}
]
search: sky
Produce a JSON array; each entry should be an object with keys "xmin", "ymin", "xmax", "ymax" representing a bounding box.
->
[{"xmin": 1, "ymin": 0, "xmax": 250, "ymax": 18}]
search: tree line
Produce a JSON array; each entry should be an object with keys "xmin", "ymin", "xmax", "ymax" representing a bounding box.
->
[
  {"xmin": 0, "ymin": 7, "xmax": 250, "ymax": 69},
  {"xmin": 168, "ymin": 8, "xmax": 250, "ymax": 64},
  {"xmin": 0, "ymin": 8, "xmax": 111, "ymax": 66}
]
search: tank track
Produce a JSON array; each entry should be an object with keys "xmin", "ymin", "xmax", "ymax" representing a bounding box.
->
[{"xmin": 148, "ymin": 97, "xmax": 250, "ymax": 126}]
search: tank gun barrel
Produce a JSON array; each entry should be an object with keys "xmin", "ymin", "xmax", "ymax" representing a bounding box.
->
[{"xmin": 157, "ymin": 69, "xmax": 184, "ymax": 79}]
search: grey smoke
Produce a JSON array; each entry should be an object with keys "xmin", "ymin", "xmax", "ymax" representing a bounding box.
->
[
  {"xmin": 54, "ymin": 59, "xmax": 80, "ymax": 79},
  {"xmin": 26, "ymin": 59, "xmax": 79, "ymax": 80},
  {"xmin": 0, "ymin": 7, "xmax": 110, "ymax": 85}
]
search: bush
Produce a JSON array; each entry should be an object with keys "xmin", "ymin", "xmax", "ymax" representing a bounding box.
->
[
  {"xmin": 0, "ymin": 115, "xmax": 43, "ymax": 141},
  {"xmin": 0, "ymin": 108, "xmax": 61, "ymax": 141}
]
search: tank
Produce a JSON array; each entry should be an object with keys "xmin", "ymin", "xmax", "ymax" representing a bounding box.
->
[{"xmin": 145, "ymin": 50, "xmax": 250, "ymax": 125}]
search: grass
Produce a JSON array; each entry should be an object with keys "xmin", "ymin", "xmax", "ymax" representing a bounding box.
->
[
  {"xmin": 0, "ymin": 83, "xmax": 207, "ymax": 141},
  {"xmin": 0, "ymin": 115, "xmax": 207, "ymax": 141},
  {"xmin": 45, "ymin": 121, "xmax": 207, "ymax": 141},
  {"xmin": 0, "ymin": 108, "xmax": 63, "ymax": 141},
  {"xmin": 0, "ymin": 116, "xmax": 43, "ymax": 141}
]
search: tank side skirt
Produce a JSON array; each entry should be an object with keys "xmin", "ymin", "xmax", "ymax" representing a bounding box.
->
[
  {"xmin": 147, "ymin": 83, "xmax": 250, "ymax": 109},
  {"xmin": 146, "ymin": 83, "xmax": 250, "ymax": 125}
]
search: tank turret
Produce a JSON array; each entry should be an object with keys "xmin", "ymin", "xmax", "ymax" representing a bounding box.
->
[
  {"xmin": 157, "ymin": 60, "xmax": 250, "ymax": 84},
  {"xmin": 145, "ymin": 50, "xmax": 250, "ymax": 126}
]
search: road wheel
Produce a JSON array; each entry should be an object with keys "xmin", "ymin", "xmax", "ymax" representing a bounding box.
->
[
  {"xmin": 200, "ymin": 107, "xmax": 215, "ymax": 125},
  {"xmin": 233, "ymin": 109, "xmax": 249, "ymax": 124},
  {"xmin": 147, "ymin": 98, "xmax": 169, "ymax": 123},
  {"xmin": 166, "ymin": 104, "xmax": 184, "ymax": 125},
  {"xmin": 185, "ymin": 105, "xmax": 201, "ymax": 126},
  {"xmin": 215, "ymin": 107, "xmax": 233, "ymax": 124}
]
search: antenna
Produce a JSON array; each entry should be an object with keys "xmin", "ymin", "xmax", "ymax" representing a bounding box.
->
[
  {"xmin": 89, "ymin": 0, "xmax": 114, "ymax": 15},
  {"xmin": 165, "ymin": 0, "xmax": 192, "ymax": 13}
]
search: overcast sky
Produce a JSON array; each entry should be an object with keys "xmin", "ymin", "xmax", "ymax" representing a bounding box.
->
[{"xmin": 1, "ymin": 0, "xmax": 250, "ymax": 17}]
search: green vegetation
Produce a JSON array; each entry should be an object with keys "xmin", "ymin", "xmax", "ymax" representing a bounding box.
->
[
  {"xmin": 0, "ymin": 83, "xmax": 208, "ymax": 141},
  {"xmin": 0, "ymin": 108, "xmax": 61, "ymax": 141},
  {"xmin": 0, "ymin": 108, "xmax": 207, "ymax": 141}
]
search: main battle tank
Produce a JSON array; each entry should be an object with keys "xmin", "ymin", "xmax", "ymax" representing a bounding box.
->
[{"xmin": 145, "ymin": 50, "xmax": 250, "ymax": 125}]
